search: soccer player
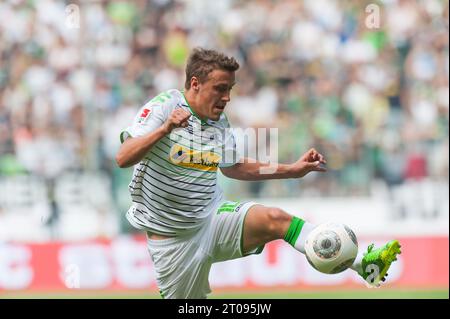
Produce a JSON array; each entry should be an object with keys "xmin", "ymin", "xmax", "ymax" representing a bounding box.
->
[{"xmin": 116, "ymin": 48, "xmax": 401, "ymax": 299}]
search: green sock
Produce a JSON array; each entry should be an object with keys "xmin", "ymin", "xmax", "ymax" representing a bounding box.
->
[
  {"xmin": 284, "ymin": 216, "xmax": 316, "ymax": 253},
  {"xmin": 284, "ymin": 216, "xmax": 305, "ymax": 247}
]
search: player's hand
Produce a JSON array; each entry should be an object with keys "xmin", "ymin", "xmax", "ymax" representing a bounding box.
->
[
  {"xmin": 162, "ymin": 109, "xmax": 191, "ymax": 134},
  {"xmin": 290, "ymin": 148, "xmax": 327, "ymax": 178}
]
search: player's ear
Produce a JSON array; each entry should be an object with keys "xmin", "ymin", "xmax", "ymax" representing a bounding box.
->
[{"xmin": 190, "ymin": 77, "xmax": 200, "ymax": 92}]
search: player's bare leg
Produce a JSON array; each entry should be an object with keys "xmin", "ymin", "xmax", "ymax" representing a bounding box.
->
[
  {"xmin": 242, "ymin": 205, "xmax": 401, "ymax": 287},
  {"xmin": 242, "ymin": 205, "xmax": 316, "ymax": 254}
]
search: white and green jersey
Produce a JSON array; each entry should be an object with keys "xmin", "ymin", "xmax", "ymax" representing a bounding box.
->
[{"xmin": 120, "ymin": 89, "xmax": 240, "ymax": 236}]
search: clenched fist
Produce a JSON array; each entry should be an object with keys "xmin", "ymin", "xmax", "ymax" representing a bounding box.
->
[{"xmin": 162, "ymin": 108, "xmax": 191, "ymax": 134}]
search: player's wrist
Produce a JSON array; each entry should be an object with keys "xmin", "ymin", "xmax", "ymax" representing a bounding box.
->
[
  {"xmin": 285, "ymin": 163, "xmax": 305, "ymax": 179},
  {"xmin": 285, "ymin": 164, "xmax": 297, "ymax": 178},
  {"xmin": 160, "ymin": 123, "xmax": 172, "ymax": 135}
]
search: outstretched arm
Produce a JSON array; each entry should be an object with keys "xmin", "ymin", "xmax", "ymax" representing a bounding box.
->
[{"xmin": 220, "ymin": 148, "xmax": 327, "ymax": 181}]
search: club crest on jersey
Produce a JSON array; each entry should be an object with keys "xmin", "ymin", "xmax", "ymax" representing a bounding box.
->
[{"xmin": 138, "ymin": 108, "xmax": 152, "ymax": 123}]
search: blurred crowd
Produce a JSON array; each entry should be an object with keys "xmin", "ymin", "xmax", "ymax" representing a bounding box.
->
[{"xmin": 0, "ymin": 0, "xmax": 448, "ymax": 205}]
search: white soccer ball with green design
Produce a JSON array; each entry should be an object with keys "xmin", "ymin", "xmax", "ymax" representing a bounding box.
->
[{"xmin": 304, "ymin": 223, "xmax": 358, "ymax": 274}]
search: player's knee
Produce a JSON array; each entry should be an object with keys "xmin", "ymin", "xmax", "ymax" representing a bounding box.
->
[{"xmin": 265, "ymin": 207, "xmax": 291, "ymax": 239}]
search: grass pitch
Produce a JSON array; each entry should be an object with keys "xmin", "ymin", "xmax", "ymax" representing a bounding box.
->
[{"xmin": 1, "ymin": 289, "xmax": 448, "ymax": 299}]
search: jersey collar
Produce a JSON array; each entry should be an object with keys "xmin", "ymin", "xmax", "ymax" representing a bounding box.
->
[{"xmin": 180, "ymin": 90, "xmax": 208, "ymax": 125}]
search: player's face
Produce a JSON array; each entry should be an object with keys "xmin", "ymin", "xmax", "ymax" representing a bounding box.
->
[{"xmin": 195, "ymin": 69, "xmax": 235, "ymax": 121}]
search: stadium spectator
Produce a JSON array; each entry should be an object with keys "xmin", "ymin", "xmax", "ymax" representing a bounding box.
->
[{"xmin": 0, "ymin": 0, "xmax": 448, "ymax": 233}]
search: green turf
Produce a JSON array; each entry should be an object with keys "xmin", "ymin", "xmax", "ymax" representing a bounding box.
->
[
  {"xmin": 1, "ymin": 289, "xmax": 448, "ymax": 299},
  {"xmin": 210, "ymin": 289, "xmax": 449, "ymax": 299}
]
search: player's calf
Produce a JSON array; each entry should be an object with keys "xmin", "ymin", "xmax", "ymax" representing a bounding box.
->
[{"xmin": 243, "ymin": 205, "xmax": 315, "ymax": 254}]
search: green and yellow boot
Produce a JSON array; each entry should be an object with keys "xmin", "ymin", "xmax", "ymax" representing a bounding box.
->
[{"xmin": 360, "ymin": 240, "xmax": 402, "ymax": 287}]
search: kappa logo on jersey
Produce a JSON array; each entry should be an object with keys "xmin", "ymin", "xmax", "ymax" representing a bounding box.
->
[{"xmin": 138, "ymin": 108, "xmax": 152, "ymax": 123}]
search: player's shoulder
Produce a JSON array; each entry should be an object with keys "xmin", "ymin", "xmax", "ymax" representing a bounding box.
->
[
  {"xmin": 143, "ymin": 89, "xmax": 185, "ymax": 110},
  {"xmin": 207, "ymin": 113, "xmax": 231, "ymax": 129},
  {"xmin": 133, "ymin": 89, "xmax": 185, "ymax": 124}
]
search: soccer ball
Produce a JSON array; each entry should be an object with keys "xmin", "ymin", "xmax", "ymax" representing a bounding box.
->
[{"xmin": 304, "ymin": 223, "xmax": 358, "ymax": 274}]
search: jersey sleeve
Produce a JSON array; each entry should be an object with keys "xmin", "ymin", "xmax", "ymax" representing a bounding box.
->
[
  {"xmin": 120, "ymin": 99, "xmax": 172, "ymax": 143},
  {"xmin": 219, "ymin": 116, "xmax": 241, "ymax": 168}
]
